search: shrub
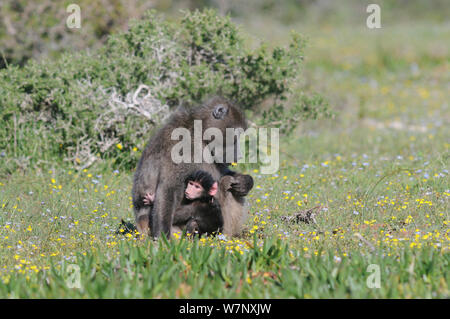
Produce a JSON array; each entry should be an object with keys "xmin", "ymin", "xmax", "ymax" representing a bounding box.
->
[
  {"xmin": 0, "ymin": 9, "xmax": 323, "ymax": 173},
  {"xmin": 0, "ymin": 0, "xmax": 158, "ymax": 69}
]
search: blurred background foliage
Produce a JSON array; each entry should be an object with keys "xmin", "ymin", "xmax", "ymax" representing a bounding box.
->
[
  {"xmin": 0, "ymin": 7, "xmax": 313, "ymax": 172},
  {"xmin": 1, "ymin": 0, "xmax": 448, "ymax": 69}
]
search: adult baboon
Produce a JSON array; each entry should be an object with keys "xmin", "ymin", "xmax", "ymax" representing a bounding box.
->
[{"xmin": 132, "ymin": 96, "xmax": 253, "ymax": 239}]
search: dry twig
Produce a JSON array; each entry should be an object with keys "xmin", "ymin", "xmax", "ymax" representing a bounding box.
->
[{"xmin": 281, "ymin": 205, "xmax": 325, "ymax": 225}]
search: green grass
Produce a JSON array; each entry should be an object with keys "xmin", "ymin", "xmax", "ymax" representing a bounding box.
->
[{"xmin": 0, "ymin": 18, "xmax": 449, "ymax": 298}]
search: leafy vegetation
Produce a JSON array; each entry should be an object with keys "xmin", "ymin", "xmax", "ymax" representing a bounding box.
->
[{"xmin": 0, "ymin": 9, "xmax": 321, "ymax": 173}]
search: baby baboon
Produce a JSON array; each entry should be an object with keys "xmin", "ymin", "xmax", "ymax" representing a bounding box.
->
[
  {"xmin": 143, "ymin": 170, "xmax": 247, "ymax": 237},
  {"xmin": 171, "ymin": 170, "xmax": 223, "ymax": 236},
  {"xmin": 132, "ymin": 96, "xmax": 253, "ymax": 239}
]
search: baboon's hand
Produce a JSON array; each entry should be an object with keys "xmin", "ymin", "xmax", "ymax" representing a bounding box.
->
[
  {"xmin": 219, "ymin": 175, "xmax": 234, "ymax": 192},
  {"xmin": 143, "ymin": 192, "xmax": 155, "ymax": 206},
  {"xmin": 230, "ymin": 174, "xmax": 254, "ymax": 197}
]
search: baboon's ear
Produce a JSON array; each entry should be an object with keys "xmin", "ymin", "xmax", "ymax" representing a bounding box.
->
[
  {"xmin": 209, "ymin": 182, "xmax": 218, "ymax": 196},
  {"xmin": 212, "ymin": 104, "xmax": 228, "ymax": 119}
]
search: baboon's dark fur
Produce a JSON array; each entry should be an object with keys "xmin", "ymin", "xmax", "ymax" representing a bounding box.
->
[
  {"xmin": 172, "ymin": 170, "xmax": 223, "ymax": 237},
  {"xmin": 132, "ymin": 96, "xmax": 253, "ymax": 238}
]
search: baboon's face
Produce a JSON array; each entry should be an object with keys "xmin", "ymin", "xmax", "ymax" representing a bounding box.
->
[
  {"xmin": 200, "ymin": 98, "xmax": 247, "ymax": 164},
  {"xmin": 207, "ymin": 101, "xmax": 247, "ymax": 130},
  {"xmin": 185, "ymin": 180, "xmax": 218, "ymax": 199},
  {"xmin": 185, "ymin": 181, "xmax": 204, "ymax": 200}
]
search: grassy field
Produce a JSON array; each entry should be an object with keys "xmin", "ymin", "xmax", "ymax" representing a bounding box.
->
[{"xmin": 0, "ymin": 18, "xmax": 449, "ymax": 298}]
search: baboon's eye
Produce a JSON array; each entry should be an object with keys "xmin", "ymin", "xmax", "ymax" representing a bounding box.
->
[{"xmin": 212, "ymin": 104, "xmax": 228, "ymax": 119}]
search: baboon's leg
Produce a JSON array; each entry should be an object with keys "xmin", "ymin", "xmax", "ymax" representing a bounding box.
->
[
  {"xmin": 152, "ymin": 185, "xmax": 183, "ymax": 239},
  {"xmin": 135, "ymin": 206, "xmax": 151, "ymax": 236},
  {"xmin": 185, "ymin": 219, "xmax": 200, "ymax": 235}
]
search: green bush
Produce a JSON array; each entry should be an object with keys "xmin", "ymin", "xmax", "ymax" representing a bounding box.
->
[
  {"xmin": 0, "ymin": 0, "xmax": 159, "ymax": 69},
  {"xmin": 0, "ymin": 9, "xmax": 321, "ymax": 173}
]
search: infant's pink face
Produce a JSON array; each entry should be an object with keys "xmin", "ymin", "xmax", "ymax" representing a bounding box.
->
[{"xmin": 185, "ymin": 181, "xmax": 204, "ymax": 200}]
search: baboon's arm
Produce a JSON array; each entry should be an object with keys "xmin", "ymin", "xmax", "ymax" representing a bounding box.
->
[{"xmin": 172, "ymin": 205, "xmax": 197, "ymax": 226}]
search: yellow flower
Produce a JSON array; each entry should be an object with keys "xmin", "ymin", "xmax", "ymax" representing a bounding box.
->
[
  {"xmin": 417, "ymin": 88, "xmax": 429, "ymax": 99},
  {"xmin": 116, "ymin": 143, "xmax": 123, "ymax": 150}
]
